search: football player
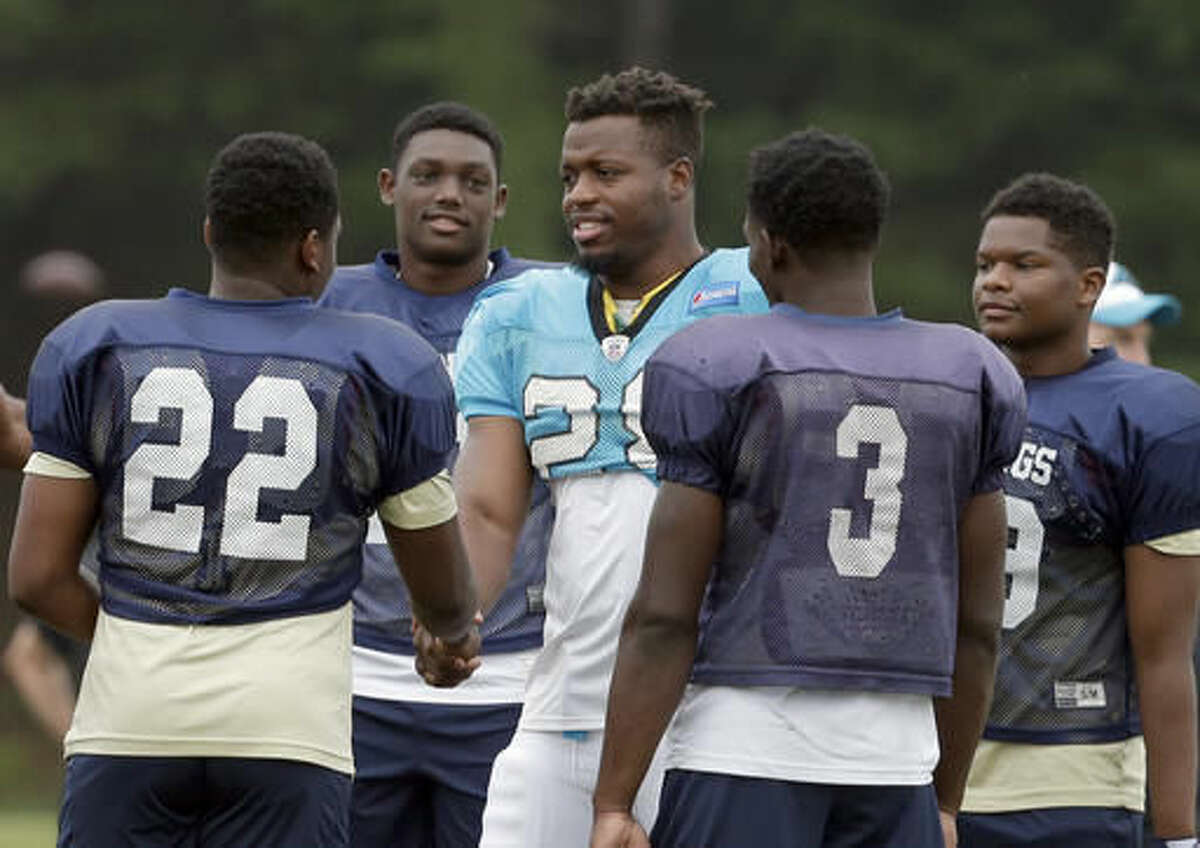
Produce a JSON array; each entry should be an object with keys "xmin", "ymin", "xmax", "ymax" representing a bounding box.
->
[
  {"xmin": 590, "ymin": 128, "xmax": 1024, "ymax": 848},
  {"xmin": 959, "ymin": 173, "xmax": 1200, "ymax": 848},
  {"xmin": 452, "ymin": 67, "xmax": 769, "ymax": 847},
  {"xmin": 319, "ymin": 102, "xmax": 555, "ymax": 848},
  {"xmin": 7, "ymin": 132, "xmax": 481, "ymax": 848}
]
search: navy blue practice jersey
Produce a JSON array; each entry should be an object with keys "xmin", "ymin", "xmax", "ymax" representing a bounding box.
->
[
  {"xmin": 642, "ymin": 305, "xmax": 1026, "ymax": 696},
  {"xmin": 320, "ymin": 248, "xmax": 555, "ymax": 653},
  {"xmin": 985, "ymin": 347, "xmax": 1200, "ymax": 743},
  {"xmin": 26, "ymin": 289, "xmax": 456, "ymax": 625}
]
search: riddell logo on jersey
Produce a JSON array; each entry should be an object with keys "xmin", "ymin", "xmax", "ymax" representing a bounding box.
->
[{"xmin": 689, "ymin": 281, "xmax": 740, "ymax": 312}]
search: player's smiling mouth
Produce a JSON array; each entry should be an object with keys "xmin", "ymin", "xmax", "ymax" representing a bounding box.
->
[
  {"xmin": 424, "ymin": 211, "xmax": 469, "ymax": 234},
  {"xmin": 571, "ymin": 217, "xmax": 610, "ymax": 245}
]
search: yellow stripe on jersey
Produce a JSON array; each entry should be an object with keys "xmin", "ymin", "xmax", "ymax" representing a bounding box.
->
[
  {"xmin": 24, "ymin": 451, "xmax": 90, "ymax": 479},
  {"xmin": 1147, "ymin": 528, "xmax": 1200, "ymax": 556},
  {"xmin": 378, "ymin": 469, "xmax": 457, "ymax": 530},
  {"xmin": 602, "ymin": 270, "xmax": 683, "ymax": 334}
]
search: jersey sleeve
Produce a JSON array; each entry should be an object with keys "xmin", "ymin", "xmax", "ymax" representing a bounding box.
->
[
  {"xmin": 641, "ymin": 351, "xmax": 733, "ymax": 495},
  {"xmin": 453, "ymin": 294, "xmax": 521, "ymax": 420},
  {"xmin": 974, "ymin": 341, "xmax": 1027, "ymax": 494},
  {"xmin": 1126, "ymin": 418, "xmax": 1200, "ymax": 545},
  {"xmin": 25, "ymin": 333, "xmax": 96, "ymax": 473},
  {"xmin": 376, "ymin": 356, "xmax": 458, "ymax": 499}
]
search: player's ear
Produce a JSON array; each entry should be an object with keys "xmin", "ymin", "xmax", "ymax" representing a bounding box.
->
[
  {"xmin": 766, "ymin": 230, "xmax": 790, "ymax": 272},
  {"xmin": 299, "ymin": 228, "xmax": 324, "ymax": 274},
  {"xmin": 1078, "ymin": 265, "xmax": 1106, "ymax": 310},
  {"xmin": 202, "ymin": 217, "xmax": 214, "ymax": 250},
  {"xmin": 665, "ymin": 156, "xmax": 694, "ymax": 201},
  {"xmin": 493, "ymin": 183, "xmax": 508, "ymax": 220},
  {"xmin": 378, "ymin": 169, "xmax": 397, "ymax": 206}
]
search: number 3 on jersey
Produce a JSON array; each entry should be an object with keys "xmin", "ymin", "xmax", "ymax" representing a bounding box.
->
[
  {"xmin": 828, "ymin": 404, "xmax": 907, "ymax": 579},
  {"xmin": 123, "ymin": 367, "xmax": 318, "ymax": 560}
]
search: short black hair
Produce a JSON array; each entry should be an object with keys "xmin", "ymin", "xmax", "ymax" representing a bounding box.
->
[
  {"xmin": 564, "ymin": 66, "xmax": 713, "ymax": 164},
  {"xmin": 746, "ymin": 128, "xmax": 889, "ymax": 257},
  {"xmin": 981, "ymin": 173, "xmax": 1114, "ymax": 269},
  {"xmin": 391, "ymin": 102, "xmax": 504, "ymax": 174},
  {"xmin": 205, "ymin": 131, "xmax": 339, "ymax": 270}
]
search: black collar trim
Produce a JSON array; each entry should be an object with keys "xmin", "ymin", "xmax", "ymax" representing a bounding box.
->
[{"xmin": 584, "ymin": 251, "xmax": 709, "ymax": 344}]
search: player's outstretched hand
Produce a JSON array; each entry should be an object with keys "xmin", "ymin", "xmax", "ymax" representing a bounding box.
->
[
  {"xmin": 0, "ymin": 383, "xmax": 32, "ymax": 472},
  {"xmin": 590, "ymin": 811, "xmax": 650, "ymax": 848},
  {"xmin": 412, "ymin": 615, "xmax": 482, "ymax": 688}
]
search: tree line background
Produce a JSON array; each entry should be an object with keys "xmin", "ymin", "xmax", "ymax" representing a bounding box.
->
[{"xmin": 1, "ymin": 0, "xmax": 1198, "ymax": 811}]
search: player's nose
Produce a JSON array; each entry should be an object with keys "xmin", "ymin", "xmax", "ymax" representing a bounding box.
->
[
  {"xmin": 563, "ymin": 173, "xmax": 598, "ymax": 211},
  {"xmin": 434, "ymin": 177, "xmax": 464, "ymax": 206}
]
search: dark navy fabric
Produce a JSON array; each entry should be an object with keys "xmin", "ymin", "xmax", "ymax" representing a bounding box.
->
[
  {"xmin": 59, "ymin": 754, "xmax": 351, "ymax": 848},
  {"xmin": 985, "ymin": 348, "xmax": 1200, "ymax": 744},
  {"xmin": 350, "ymin": 696, "xmax": 520, "ymax": 848},
  {"xmin": 26, "ymin": 289, "xmax": 455, "ymax": 625},
  {"xmin": 958, "ymin": 806, "xmax": 1144, "ymax": 848},
  {"xmin": 642, "ymin": 305, "xmax": 1026, "ymax": 695},
  {"xmin": 322, "ymin": 248, "xmax": 553, "ymax": 655},
  {"xmin": 651, "ymin": 769, "xmax": 944, "ymax": 848}
]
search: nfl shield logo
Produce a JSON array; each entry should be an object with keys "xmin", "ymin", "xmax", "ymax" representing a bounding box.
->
[{"xmin": 601, "ymin": 334, "xmax": 629, "ymax": 362}]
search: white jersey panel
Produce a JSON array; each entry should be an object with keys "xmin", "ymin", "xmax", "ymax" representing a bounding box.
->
[
  {"xmin": 668, "ymin": 683, "xmax": 939, "ymax": 786},
  {"xmin": 518, "ymin": 472, "xmax": 658, "ymax": 730},
  {"xmin": 353, "ymin": 644, "xmax": 536, "ymax": 705}
]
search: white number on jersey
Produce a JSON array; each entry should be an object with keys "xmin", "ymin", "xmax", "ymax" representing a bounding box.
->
[
  {"xmin": 220, "ymin": 376, "xmax": 318, "ymax": 561},
  {"xmin": 1001, "ymin": 494, "xmax": 1043, "ymax": 628},
  {"xmin": 124, "ymin": 368, "xmax": 212, "ymax": 553},
  {"xmin": 621, "ymin": 371, "xmax": 654, "ymax": 469},
  {"xmin": 523, "ymin": 372, "xmax": 653, "ymax": 472},
  {"xmin": 827, "ymin": 404, "xmax": 908, "ymax": 579},
  {"xmin": 122, "ymin": 367, "xmax": 319, "ymax": 559}
]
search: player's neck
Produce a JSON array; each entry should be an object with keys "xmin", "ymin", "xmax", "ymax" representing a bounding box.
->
[
  {"xmin": 1005, "ymin": 331, "xmax": 1092, "ymax": 378},
  {"xmin": 601, "ymin": 234, "xmax": 704, "ymax": 301},
  {"xmin": 776, "ymin": 256, "xmax": 876, "ymax": 317},
  {"xmin": 395, "ymin": 246, "xmax": 490, "ymax": 296},
  {"xmin": 209, "ymin": 269, "xmax": 312, "ymax": 301}
]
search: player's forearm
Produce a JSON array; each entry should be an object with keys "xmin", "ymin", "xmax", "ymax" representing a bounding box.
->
[
  {"xmin": 594, "ymin": 609, "xmax": 697, "ymax": 814},
  {"xmin": 386, "ymin": 518, "xmax": 480, "ymax": 643},
  {"xmin": 0, "ymin": 389, "xmax": 32, "ymax": 472},
  {"xmin": 454, "ymin": 418, "xmax": 532, "ymax": 613},
  {"xmin": 407, "ymin": 549, "xmax": 479, "ymax": 644},
  {"xmin": 10, "ymin": 572, "xmax": 98, "ymax": 643},
  {"xmin": 457, "ymin": 497, "xmax": 524, "ymax": 614},
  {"xmin": 933, "ymin": 626, "xmax": 998, "ymax": 814},
  {"xmin": 3, "ymin": 622, "xmax": 76, "ymax": 739},
  {"xmin": 1139, "ymin": 651, "xmax": 1197, "ymax": 838}
]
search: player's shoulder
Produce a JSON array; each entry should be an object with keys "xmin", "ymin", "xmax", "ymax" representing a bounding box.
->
[
  {"xmin": 904, "ymin": 317, "xmax": 1020, "ymax": 375},
  {"xmin": 1090, "ymin": 354, "xmax": 1200, "ymax": 438},
  {"xmin": 469, "ymin": 263, "xmax": 588, "ymax": 330},
  {"xmin": 649, "ymin": 307, "xmax": 776, "ymax": 391},
  {"xmin": 314, "ymin": 303, "xmax": 441, "ymax": 365},
  {"xmin": 42, "ymin": 296, "xmax": 170, "ymax": 360},
  {"xmin": 327, "ymin": 260, "xmax": 380, "ymax": 288},
  {"xmin": 488, "ymin": 247, "xmax": 562, "ymax": 284},
  {"xmin": 320, "ymin": 252, "xmax": 393, "ymax": 310},
  {"xmin": 672, "ymin": 247, "xmax": 768, "ymax": 316}
]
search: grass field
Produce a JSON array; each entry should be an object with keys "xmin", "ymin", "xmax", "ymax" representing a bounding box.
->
[{"xmin": 0, "ymin": 809, "xmax": 56, "ymax": 847}]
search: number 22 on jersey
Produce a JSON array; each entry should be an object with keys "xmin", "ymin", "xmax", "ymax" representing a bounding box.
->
[{"xmin": 123, "ymin": 367, "xmax": 318, "ymax": 561}]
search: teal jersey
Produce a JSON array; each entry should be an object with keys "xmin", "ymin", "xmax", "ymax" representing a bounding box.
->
[{"xmin": 455, "ymin": 248, "xmax": 768, "ymax": 480}]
